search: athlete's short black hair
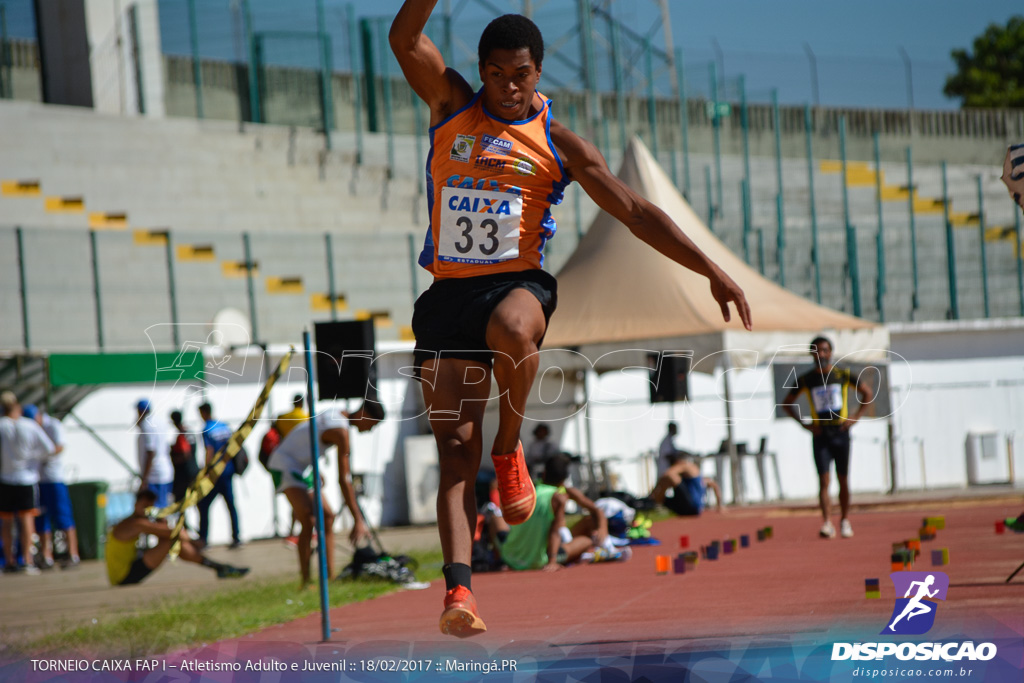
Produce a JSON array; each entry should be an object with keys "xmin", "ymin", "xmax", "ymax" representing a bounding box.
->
[
  {"xmin": 359, "ymin": 399, "xmax": 386, "ymax": 422},
  {"xmin": 810, "ymin": 336, "xmax": 833, "ymax": 353},
  {"xmin": 478, "ymin": 14, "xmax": 544, "ymax": 67},
  {"xmin": 542, "ymin": 454, "xmax": 570, "ymax": 486}
]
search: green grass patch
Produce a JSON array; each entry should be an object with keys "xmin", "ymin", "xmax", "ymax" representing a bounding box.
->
[{"xmin": 24, "ymin": 549, "xmax": 443, "ymax": 659}]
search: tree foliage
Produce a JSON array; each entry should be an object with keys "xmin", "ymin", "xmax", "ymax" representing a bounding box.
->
[{"xmin": 944, "ymin": 16, "xmax": 1024, "ymax": 108}]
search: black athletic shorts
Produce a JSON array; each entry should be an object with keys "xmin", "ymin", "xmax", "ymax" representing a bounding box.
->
[
  {"xmin": 0, "ymin": 482, "xmax": 39, "ymax": 514},
  {"xmin": 812, "ymin": 426, "xmax": 851, "ymax": 476},
  {"xmin": 118, "ymin": 557, "xmax": 153, "ymax": 586},
  {"xmin": 411, "ymin": 269, "xmax": 558, "ymax": 378}
]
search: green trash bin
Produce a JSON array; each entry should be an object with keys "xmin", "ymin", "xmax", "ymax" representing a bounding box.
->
[{"xmin": 67, "ymin": 481, "xmax": 109, "ymax": 560}]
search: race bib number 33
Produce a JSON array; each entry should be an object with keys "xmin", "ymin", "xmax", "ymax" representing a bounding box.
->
[{"xmin": 438, "ymin": 186, "xmax": 523, "ymax": 264}]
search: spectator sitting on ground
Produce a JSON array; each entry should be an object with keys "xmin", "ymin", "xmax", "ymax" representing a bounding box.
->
[
  {"xmin": 106, "ymin": 489, "xmax": 249, "ymax": 586},
  {"xmin": 646, "ymin": 456, "xmax": 723, "ymax": 516},
  {"xmin": 490, "ymin": 454, "xmax": 626, "ymax": 572}
]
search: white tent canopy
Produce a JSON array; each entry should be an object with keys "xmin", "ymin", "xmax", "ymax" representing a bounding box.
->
[
  {"xmin": 544, "ymin": 137, "xmax": 888, "ymax": 374},
  {"xmin": 540, "ymin": 138, "xmax": 888, "ymax": 502}
]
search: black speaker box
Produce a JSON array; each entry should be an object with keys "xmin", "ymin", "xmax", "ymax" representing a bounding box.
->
[
  {"xmin": 314, "ymin": 321, "xmax": 376, "ymax": 400},
  {"xmin": 648, "ymin": 352, "xmax": 689, "ymax": 403}
]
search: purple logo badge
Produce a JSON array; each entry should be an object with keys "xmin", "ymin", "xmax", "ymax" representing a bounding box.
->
[{"xmin": 882, "ymin": 572, "xmax": 949, "ymax": 635}]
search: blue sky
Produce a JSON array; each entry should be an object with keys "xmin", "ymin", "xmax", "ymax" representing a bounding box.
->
[{"xmin": 3, "ymin": 0, "xmax": 1021, "ymax": 109}]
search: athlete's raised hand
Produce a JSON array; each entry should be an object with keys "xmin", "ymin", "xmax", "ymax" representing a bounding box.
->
[{"xmin": 708, "ymin": 266, "xmax": 753, "ymax": 331}]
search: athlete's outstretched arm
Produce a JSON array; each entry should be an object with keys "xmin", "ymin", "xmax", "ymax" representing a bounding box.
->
[
  {"xmin": 389, "ymin": 1, "xmax": 472, "ymax": 121},
  {"xmin": 551, "ymin": 121, "xmax": 753, "ymax": 331}
]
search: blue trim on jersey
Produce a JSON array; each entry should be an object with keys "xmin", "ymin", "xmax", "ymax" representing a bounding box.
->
[
  {"xmin": 420, "ymin": 127, "xmax": 437, "ymax": 269},
  {"xmin": 480, "ymin": 90, "xmax": 547, "ymax": 125},
  {"xmin": 544, "ymin": 101, "xmax": 568, "ymax": 183},
  {"xmin": 428, "ymin": 90, "xmax": 482, "ymax": 134},
  {"xmin": 537, "ymin": 101, "xmax": 570, "ymax": 267}
]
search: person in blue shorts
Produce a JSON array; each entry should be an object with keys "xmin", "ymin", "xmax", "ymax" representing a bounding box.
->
[{"xmin": 24, "ymin": 405, "xmax": 81, "ymax": 569}]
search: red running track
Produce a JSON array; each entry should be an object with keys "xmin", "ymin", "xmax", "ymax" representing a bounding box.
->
[{"xmin": 212, "ymin": 499, "xmax": 1023, "ymax": 657}]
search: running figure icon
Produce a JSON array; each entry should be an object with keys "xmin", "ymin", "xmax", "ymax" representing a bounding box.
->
[{"xmin": 888, "ymin": 574, "xmax": 939, "ymax": 631}]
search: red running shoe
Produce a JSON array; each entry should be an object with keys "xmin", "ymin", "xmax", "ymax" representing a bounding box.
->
[
  {"xmin": 439, "ymin": 586, "xmax": 487, "ymax": 637},
  {"xmin": 491, "ymin": 441, "xmax": 535, "ymax": 525}
]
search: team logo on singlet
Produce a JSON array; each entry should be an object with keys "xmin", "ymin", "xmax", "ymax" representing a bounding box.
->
[
  {"xmin": 450, "ymin": 134, "xmax": 476, "ymax": 163},
  {"xmin": 512, "ymin": 151, "xmax": 537, "ymax": 176},
  {"xmin": 482, "ymin": 134, "xmax": 513, "ymax": 153}
]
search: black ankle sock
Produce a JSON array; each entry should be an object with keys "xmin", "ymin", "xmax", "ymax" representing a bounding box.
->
[
  {"xmin": 442, "ymin": 563, "xmax": 472, "ymax": 592},
  {"xmin": 200, "ymin": 557, "xmax": 226, "ymax": 572}
]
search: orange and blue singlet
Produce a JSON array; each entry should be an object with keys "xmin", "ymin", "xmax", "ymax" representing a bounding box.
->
[{"xmin": 420, "ymin": 89, "xmax": 570, "ymax": 278}]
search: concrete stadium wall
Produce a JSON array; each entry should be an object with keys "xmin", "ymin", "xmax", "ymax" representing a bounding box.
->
[{"xmin": 1, "ymin": 90, "xmax": 1021, "ymax": 354}]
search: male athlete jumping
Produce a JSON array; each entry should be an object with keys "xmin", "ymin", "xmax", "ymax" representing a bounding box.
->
[{"xmin": 390, "ymin": 1, "xmax": 753, "ymax": 637}]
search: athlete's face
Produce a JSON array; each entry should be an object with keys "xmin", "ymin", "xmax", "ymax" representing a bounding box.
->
[
  {"xmin": 479, "ymin": 47, "xmax": 542, "ymax": 121},
  {"xmin": 811, "ymin": 342, "xmax": 833, "ymax": 370}
]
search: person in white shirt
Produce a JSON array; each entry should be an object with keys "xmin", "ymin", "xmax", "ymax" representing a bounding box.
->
[
  {"xmin": 267, "ymin": 401, "xmax": 383, "ymax": 588},
  {"xmin": 134, "ymin": 399, "xmax": 175, "ymax": 508},
  {"xmin": 0, "ymin": 392, "xmax": 56, "ymax": 574},
  {"xmin": 24, "ymin": 405, "xmax": 80, "ymax": 569},
  {"xmin": 658, "ymin": 423, "xmax": 681, "ymax": 476}
]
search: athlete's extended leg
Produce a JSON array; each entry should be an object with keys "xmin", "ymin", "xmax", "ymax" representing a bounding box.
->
[
  {"xmin": 420, "ymin": 356, "xmax": 490, "ymax": 637},
  {"xmin": 486, "ymin": 289, "xmax": 547, "ymax": 454},
  {"xmin": 485, "ymin": 289, "xmax": 547, "ymax": 524}
]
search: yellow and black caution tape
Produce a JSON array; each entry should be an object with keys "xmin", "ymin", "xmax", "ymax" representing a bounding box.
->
[{"xmin": 149, "ymin": 347, "xmax": 294, "ymax": 557}]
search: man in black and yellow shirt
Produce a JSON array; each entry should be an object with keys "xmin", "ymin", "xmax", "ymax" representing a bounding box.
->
[{"xmin": 783, "ymin": 336, "xmax": 873, "ymax": 539}]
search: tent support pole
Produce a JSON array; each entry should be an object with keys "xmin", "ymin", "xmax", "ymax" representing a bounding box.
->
[
  {"xmin": 580, "ymin": 369, "xmax": 598, "ymax": 498},
  {"xmin": 722, "ymin": 357, "xmax": 743, "ymax": 505}
]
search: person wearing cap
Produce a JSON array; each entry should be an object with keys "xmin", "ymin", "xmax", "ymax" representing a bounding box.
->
[
  {"xmin": 0, "ymin": 391, "xmax": 56, "ymax": 574},
  {"xmin": 135, "ymin": 400, "xmax": 174, "ymax": 508},
  {"xmin": 24, "ymin": 405, "xmax": 81, "ymax": 569}
]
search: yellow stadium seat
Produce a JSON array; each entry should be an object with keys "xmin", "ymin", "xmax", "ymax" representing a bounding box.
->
[
  {"xmin": 1, "ymin": 180, "xmax": 41, "ymax": 196},
  {"xmin": 88, "ymin": 212, "xmax": 128, "ymax": 229},
  {"xmin": 310, "ymin": 293, "xmax": 348, "ymax": 312},
  {"xmin": 44, "ymin": 196, "xmax": 85, "ymax": 213},
  {"xmin": 819, "ymin": 160, "xmax": 871, "ymax": 174},
  {"xmin": 912, "ymin": 198, "xmax": 945, "ymax": 214},
  {"xmin": 399, "ymin": 325, "xmax": 416, "ymax": 341},
  {"xmin": 984, "ymin": 226, "xmax": 1015, "ymax": 243},
  {"xmin": 133, "ymin": 229, "xmax": 169, "ymax": 246},
  {"xmin": 355, "ymin": 310, "xmax": 393, "ymax": 327},
  {"xmin": 222, "ymin": 260, "xmax": 258, "ymax": 277},
  {"xmin": 176, "ymin": 244, "xmax": 216, "ymax": 261},
  {"xmin": 880, "ymin": 185, "xmax": 914, "ymax": 202},
  {"xmin": 950, "ymin": 212, "xmax": 979, "ymax": 227},
  {"xmin": 266, "ymin": 276, "xmax": 304, "ymax": 294}
]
